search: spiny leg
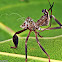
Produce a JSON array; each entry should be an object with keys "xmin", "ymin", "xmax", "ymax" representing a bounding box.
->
[
  {"xmin": 35, "ymin": 32, "xmax": 50, "ymax": 62},
  {"xmin": 11, "ymin": 29, "xmax": 27, "ymax": 48},
  {"xmin": 51, "ymin": 15, "xmax": 62, "ymax": 26},
  {"xmin": 25, "ymin": 30, "xmax": 31, "ymax": 62}
]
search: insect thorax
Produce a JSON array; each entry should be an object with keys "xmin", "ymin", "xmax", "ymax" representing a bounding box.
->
[
  {"xmin": 20, "ymin": 17, "xmax": 41, "ymax": 30},
  {"xmin": 36, "ymin": 9, "xmax": 50, "ymax": 26}
]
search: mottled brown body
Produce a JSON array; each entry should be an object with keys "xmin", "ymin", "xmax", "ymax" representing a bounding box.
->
[
  {"xmin": 20, "ymin": 17, "xmax": 41, "ymax": 30},
  {"xmin": 20, "ymin": 10, "xmax": 50, "ymax": 31},
  {"xmin": 36, "ymin": 10, "xmax": 50, "ymax": 26},
  {"xmin": 36, "ymin": 16, "xmax": 47, "ymax": 26}
]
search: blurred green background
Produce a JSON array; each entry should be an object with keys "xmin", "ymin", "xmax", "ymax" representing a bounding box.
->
[{"xmin": 0, "ymin": 0, "xmax": 62, "ymax": 62}]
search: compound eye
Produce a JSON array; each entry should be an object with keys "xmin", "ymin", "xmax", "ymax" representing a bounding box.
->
[
  {"xmin": 42, "ymin": 9, "xmax": 46, "ymax": 13},
  {"xmin": 42, "ymin": 9, "xmax": 44, "ymax": 12}
]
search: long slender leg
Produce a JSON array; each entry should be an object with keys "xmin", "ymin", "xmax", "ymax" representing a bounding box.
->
[
  {"xmin": 49, "ymin": 9, "xmax": 52, "ymax": 27},
  {"xmin": 35, "ymin": 32, "xmax": 50, "ymax": 62},
  {"xmin": 38, "ymin": 26, "xmax": 62, "ymax": 34},
  {"xmin": 48, "ymin": 1, "xmax": 54, "ymax": 27},
  {"xmin": 48, "ymin": 0, "xmax": 52, "ymax": 27},
  {"xmin": 37, "ymin": 27, "xmax": 52, "ymax": 33},
  {"xmin": 25, "ymin": 30, "xmax": 31, "ymax": 62},
  {"xmin": 48, "ymin": 0, "xmax": 54, "ymax": 27},
  {"xmin": 51, "ymin": 15, "xmax": 62, "ymax": 26},
  {"xmin": 37, "ymin": 33, "xmax": 43, "ymax": 38},
  {"xmin": 45, "ymin": 26, "xmax": 61, "ymax": 30},
  {"xmin": 11, "ymin": 29, "xmax": 27, "ymax": 48},
  {"xmin": 45, "ymin": 15, "xmax": 62, "ymax": 30}
]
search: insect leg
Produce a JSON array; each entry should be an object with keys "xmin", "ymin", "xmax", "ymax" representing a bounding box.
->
[
  {"xmin": 25, "ymin": 30, "xmax": 31, "ymax": 62},
  {"xmin": 49, "ymin": 7, "xmax": 53, "ymax": 27},
  {"xmin": 11, "ymin": 34, "xmax": 18, "ymax": 48},
  {"xmin": 37, "ymin": 33, "xmax": 43, "ymax": 38},
  {"xmin": 35, "ymin": 32, "xmax": 50, "ymax": 62},
  {"xmin": 51, "ymin": 15, "xmax": 62, "ymax": 26},
  {"xmin": 45, "ymin": 27, "xmax": 62, "ymax": 30},
  {"xmin": 11, "ymin": 29, "xmax": 27, "ymax": 48},
  {"xmin": 48, "ymin": 0, "xmax": 54, "ymax": 27}
]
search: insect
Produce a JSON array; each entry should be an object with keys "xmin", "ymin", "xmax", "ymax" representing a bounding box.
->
[{"xmin": 11, "ymin": 0, "xmax": 62, "ymax": 62}]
